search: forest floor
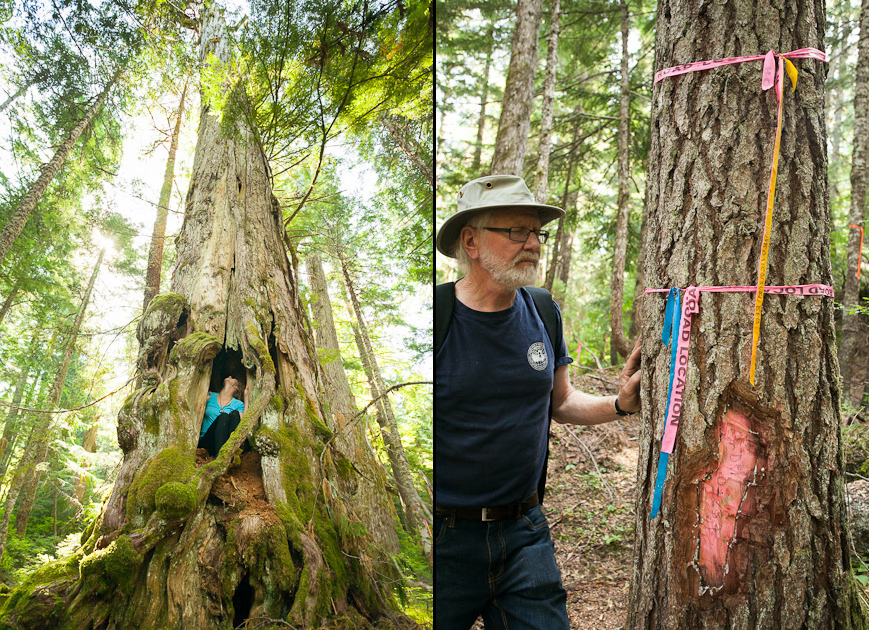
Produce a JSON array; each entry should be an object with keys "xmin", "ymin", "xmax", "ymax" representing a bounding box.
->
[{"xmin": 471, "ymin": 367, "xmax": 639, "ymax": 630}]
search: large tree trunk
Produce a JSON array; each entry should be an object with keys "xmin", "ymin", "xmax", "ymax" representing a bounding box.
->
[
  {"xmin": 608, "ymin": 0, "xmax": 633, "ymax": 359},
  {"xmin": 0, "ymin": 9, "xmax": 416, "ymax": 630},
  {"xmin": 471, "ymin": 27, "xmax": 494, "ymax": 175},
  {"xmin": 533, "ymin": 0, "xmax": 560, "ymax": 204},
  {"xmin": 840, "ymin": 0, "xmax": 869, "ymax": 411},
  {"xmin": 627, "ymin": 2, "xmax": 867, "ymax": 629},
  {"xmin": 305, "ymin": 253, "xmax": 399, "ymax": 555},
  {"xmin": 337, "ymin": 252, "xmax": 433, "ymax": 568},
  {"xmin": 143, "ymin": 80, "xmax": 187, "ymax": 312},
  {"xmin": 0, "ymin": 360, "xmax": 31, "ymax": 473},
  {"xmin": 1, "ymin": 249, "xmax": 103, "ymax": 550},
  {"xmin": 0, "ymin": 70, "xmax": 121, "ymax": 265},
  {"xmin": 490, "ymin": 0, "xmax": 542, "ymax": 175}
]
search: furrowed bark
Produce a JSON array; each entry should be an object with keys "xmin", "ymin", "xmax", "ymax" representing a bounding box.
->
[
  {"xmin": 627, "ymin": 1, "xmax": 866, "ymax": 628},
  {"xmin": 534, "ymin": 0, "xmax": 560, "ymax": 204},
  {"xmin": 490, "ymin": 0, "xmax": 542, "ymax": 176}
]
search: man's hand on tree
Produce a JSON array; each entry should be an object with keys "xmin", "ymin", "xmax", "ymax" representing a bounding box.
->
[{"xmin": 617, "ymin": 338, "xmax": 642, "ymax": 413}]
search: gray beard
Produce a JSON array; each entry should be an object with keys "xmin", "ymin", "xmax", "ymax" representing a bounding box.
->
[{"xmin": 479, "ymin": 248, "xmax": 539, "ymax": 290}]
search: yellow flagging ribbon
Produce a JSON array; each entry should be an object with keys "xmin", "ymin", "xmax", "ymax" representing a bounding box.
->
[
  {"xmin": 656, "ymin": 48, "xmax": 827, "ymax": 386},
  {"xmin": 749, "ymin": 52, "xmax": 800, "ymax": 385}
]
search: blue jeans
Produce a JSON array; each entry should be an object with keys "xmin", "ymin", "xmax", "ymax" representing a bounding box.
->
[{"xmin": 434, "ymin": 504, "xmax": 569, "ymax": 630}]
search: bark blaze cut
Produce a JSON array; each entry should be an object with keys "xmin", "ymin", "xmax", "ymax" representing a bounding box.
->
[
  {"xmin": 0, "ymin": 8, "xmax": 414, "ymax": 630},
  {"xmin": 627, "ymin": 1, "xmax": 867, "ymax": 629}
]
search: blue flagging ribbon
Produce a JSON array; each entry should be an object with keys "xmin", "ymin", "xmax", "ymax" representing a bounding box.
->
[{"xmin": 651, "ymin": 288, "xmax": 680, "ymax": 519}]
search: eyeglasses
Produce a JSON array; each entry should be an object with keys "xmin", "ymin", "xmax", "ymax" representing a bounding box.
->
[{"xmin": 481, "ymin": 227, "xmax": 549, "ymax": 244}]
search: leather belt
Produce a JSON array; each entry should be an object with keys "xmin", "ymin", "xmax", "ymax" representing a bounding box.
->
[{"xmin": 435, "ymin": 493, "xmax": 539, "ymax": 522}]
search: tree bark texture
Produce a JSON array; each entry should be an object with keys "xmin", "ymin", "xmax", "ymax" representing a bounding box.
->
[
  {"xmin": 1, "ymin": 250, "xmax": 102, "ymax": 551},
  {"xmin": 608, "ymin": 0, "xmax": 633, "ymax": 359},
  {"xmin": 143, "ymin": 80, "xmax": 187, "ymax": 312},
  {"xmin": 471, "ymin": 29, "xmax": 494, "ymax": 175},
  {"xmin": 338, "ymin": 257, "xmax": 433, "ymax": 568},
  {"xmin": 839, "ymin": 0, "xmax": 869, "ymax": 410},
  {"xmin": 0, "ymin": 69, "xmax": 121, "ymax": 265},
  {"xmin": 305, "ymin": 253, "xmax": 399, "ymax": 555},
  {"xmin": 534, "ymin": 0, "xmax": 560, "ymax": 204},
  {"xmin": 0, "ymin": 9, "xmax": 416, "ymax": 630},
  {"xmin": 627, "ymin": 1, "xmax": 867, "ymax": 628},
  {"xmin": 0, "ymin": 360, "xmax": 31, "ymax": 475},
  {"xmin": 490, "ymin": 0, "xmax": 542, "ymax": 176}
]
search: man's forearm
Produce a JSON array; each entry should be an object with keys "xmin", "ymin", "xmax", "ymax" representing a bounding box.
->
[{"xmin": 551, "ymin": 389, "xmax": 622, "ymax": 426}]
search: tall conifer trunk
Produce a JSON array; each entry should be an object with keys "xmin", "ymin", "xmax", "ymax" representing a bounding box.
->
[
  {"xmin": 143, "ymin": 80, "xmax": 188, "ymax": 312},
  {"xmin": 490, "ymin": 0, "xmax": 542, "ymax": 175},
  {"xmin": 840, "ymin": 0, "xmax": 869, "ymax": 411},
  {"xmin": 0, "ymin": 250, "xmax": 103, "ymax": 555},
  {"xmin": 627, "ymin": 1, "xmax": 867, "ymax": 628},
  {"xmin": 0, "ymin": 8, "xmax": 417, "ymax": 630},
  {"xmin": 0, "ymin": 69, "xmax": 121, "ymax": 265}
]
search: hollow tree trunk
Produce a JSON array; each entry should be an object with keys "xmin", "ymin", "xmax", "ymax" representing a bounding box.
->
[
  {"xmin": 627, "ymin": 2, "xmax": 866, "ymax": 628},
  {"xmin": 143, "ymin": 79, "xmax": 187, "ymax": 312},
  {"xmin": 305, "ymin": 253, "xmax": 399, "ymax": 555},
  {"xmin": 840, "ymin": 0, "xmax": 869, "ymax": 411},
  {"xmin": 0, "ymin": 8, "xmax": 417, "ymax": 630},
  {"xmin": 471, "ymin": 27, "xmax": 494, "ymax": 175},
  {"xmin": 608, "ymin": 0, "xmax": 633, "ymax": 360},
  {"xmin": 490, "ymin": 0, "xmax": 542, "ymax": 175},
  {"xmin": 2, "ymin": 249, "xmax": 103, "ymax": 549},
  {"xmin": 0, "ymin": 69, "xmax": 121, "ymax": 265},
  {"xmin": 533, "ymin": 0, "xmax": 560, "ymax": 204},
  {"xmin": 337, "ymin": 252, "xmax": 433, "ymax": 567}
]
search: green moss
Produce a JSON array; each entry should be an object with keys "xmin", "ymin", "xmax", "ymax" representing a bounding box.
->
[
  {"xmin": 0, "ymin": 555, "xmax": 78, "ymax": 628},
  {"xmin": 143, "ymin": 293, "xmax": 187, "ymax": 320},
  {"xmin": 169, "ymin": 331, "xmax": 221, "ymax": 365},
  {"xmin": 245, "ymin": 321, "xmax": 276, "ymax": 374},
  {"xmin": 80, "ymin": 518, "xmax": 96, "ymax": 546},
  {"xmin": 155, "ymin": 482, "xmax": 197, "ymax": 519},
  {"xmin": 333, "ymin": 451, "xmax": 354, "ymax": 480},
  {"xmin": 125, "ymin": 447, "xmax": 196, "ymax": 525},
  {"xmin": 79, "ymin": 535, "xmax": 142, "ymax": 594}
]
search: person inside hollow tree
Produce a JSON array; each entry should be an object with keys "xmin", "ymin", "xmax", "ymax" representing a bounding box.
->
[{"xmin": 198, "ymin": 375, "xmax": 249, "ymax": 457}]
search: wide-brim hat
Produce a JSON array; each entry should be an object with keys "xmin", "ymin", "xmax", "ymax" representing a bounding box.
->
[{"xmin": 436, "ymin": 175, "xmax": 564, "ymax": 257}]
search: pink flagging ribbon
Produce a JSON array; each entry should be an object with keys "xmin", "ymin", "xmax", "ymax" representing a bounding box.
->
[
  {"xmin": 654, "ymin": 48, "xmax": 828, "ymax": 385},
  {"xmin": 653, "ymin": 48, "xmax": 827, "ymax": 85},
  {"xmin": 646, "ymin": 283, "xmax": 834, "ymax": 454}
]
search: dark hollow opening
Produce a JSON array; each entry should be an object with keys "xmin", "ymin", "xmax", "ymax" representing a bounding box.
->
[
  {"xmin": 233, "ymin": 573, "xmax": 254, "ymax": 628},
  {"xmin": 209, "ymin": 347, "xmax": 247, "ymax": 395},
  {"xmin": 267, "ymin": 330, "xmax": 280, "ymax": 389}
]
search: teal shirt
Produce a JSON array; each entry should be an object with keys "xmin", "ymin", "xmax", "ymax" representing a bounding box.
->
[{"xmin": 200, "ymin": 393, "xmax": 245, "ymax": 437}]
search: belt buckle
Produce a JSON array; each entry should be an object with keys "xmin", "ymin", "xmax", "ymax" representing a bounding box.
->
[{"xmin": 481, "ymin": 507, "xmax": 496, "ymax": 522}]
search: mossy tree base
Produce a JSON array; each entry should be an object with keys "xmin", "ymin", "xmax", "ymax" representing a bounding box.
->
[{"xmin": 0, "ymin": 6, "xmax": 419, "ymax": 629}]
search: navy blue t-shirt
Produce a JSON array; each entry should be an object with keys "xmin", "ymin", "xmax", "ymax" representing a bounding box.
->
[{"xmin": 435, "ymin": 287, "xmax": 572, "ymax": 508}]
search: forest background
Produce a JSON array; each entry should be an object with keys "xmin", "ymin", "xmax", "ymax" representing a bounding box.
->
[
  {"xmin": 0, "ymin": 0, "xmax": 433, "ymax": 624},
  {"xmin": 437, "ymin": 0, "xmax": 869, "ymax": 620}
]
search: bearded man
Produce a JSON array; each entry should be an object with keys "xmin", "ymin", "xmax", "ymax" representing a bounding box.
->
[{"xmin": 434, "ymin": 175, "xmax": 642, "ymax": 630}]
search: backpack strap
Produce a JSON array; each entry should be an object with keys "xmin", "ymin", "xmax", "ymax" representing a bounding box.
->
[
  {"xmin": 524, "ymin": 286, "xmax": 561, "ymax": 505},
  {"xmin": 435, "ymin": 282, "xmax": 456, "ymax": 356}
]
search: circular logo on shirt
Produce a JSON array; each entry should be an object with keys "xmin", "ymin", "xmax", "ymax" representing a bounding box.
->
[{"xmin": 527, "ymin": 342, "xmax": 548, "ymax": 371}]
